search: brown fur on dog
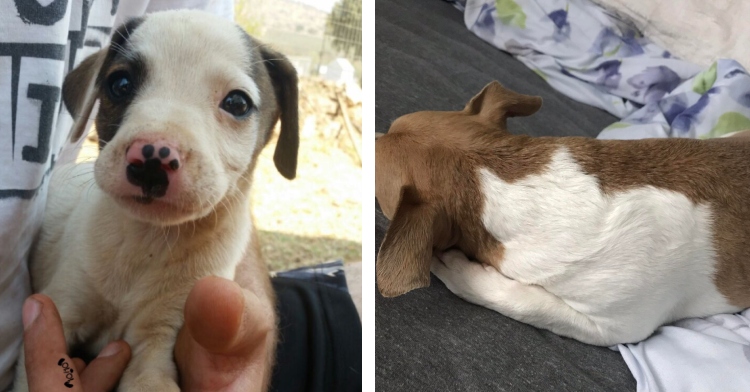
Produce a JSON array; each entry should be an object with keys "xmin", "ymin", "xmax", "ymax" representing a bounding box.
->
[
  {"xmin": 376, "ymin": 81, "xmax": 750, "ymax": 307},
  {"xmin": 376, "ymin": 82, "xmax": 543, "ymax": 297}
]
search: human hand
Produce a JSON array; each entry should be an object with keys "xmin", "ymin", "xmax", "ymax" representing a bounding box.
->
[
  {"xmin": 20, "ymin": 294, "xmax": 131, "ymax": 391},
  {"xmin": 175, "ymin": 277, "xmax": 275, "ymax": 392}
]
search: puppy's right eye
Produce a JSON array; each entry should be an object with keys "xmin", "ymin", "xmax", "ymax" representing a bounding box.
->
[
  {"xmin": 221, "ymin": 90, "xmax": 253, "ymax": 118},
  {"xmin": 107, "ymin": 71, "xmax": 133, "ymax": 100}
]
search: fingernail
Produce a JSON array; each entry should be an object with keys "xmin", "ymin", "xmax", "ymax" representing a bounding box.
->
[
  {"xmin": 98, "ymin": 342, "xmax": 122, "ymax": 358},
  {"xmin": 22, "ymin": 298, "xmax": 41, "ymax": 330}
]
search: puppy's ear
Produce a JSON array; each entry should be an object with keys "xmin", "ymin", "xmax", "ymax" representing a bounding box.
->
[
  {"xmin": 464, "ymin": 81, "xmax": 542, "ymax": 128},
  {"xmin": 261, "ymin": 46, "xmax": 299, "ymax": 180},
  {"xmin": 377, "ymin": 186, "xmax": 434, "ymax": 297},
  {"xmin": 62, "ymin": 49, "xmax": 106, "ymax": 142}
]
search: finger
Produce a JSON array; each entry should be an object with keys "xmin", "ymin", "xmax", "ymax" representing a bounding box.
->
[
  {"xmin": 186, "ymin": 277, "xmax": 273, "ymax": 356},
  {"xmin": 22, "ymin": 295, "xmax": 82, "ymax": 392},
  {"xmin": 175, "ymin": 277, "xmax": 274, "ymax": 391},
  {"xmin": 71, "ymin": 358, "xmax": 86, "ymax": 373},
  {"xmin": 80, "ymin": 340, "xmax": 131, "ymax": 392}
]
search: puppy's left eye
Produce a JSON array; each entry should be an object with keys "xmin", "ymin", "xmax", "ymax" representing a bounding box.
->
[
  {"xmin": 107, "ymin": 71, "xmax": 134, "ymax": 100},
  {"xmin": 221, "ymin": 90, "xmax": 253, "ymax": 118}
]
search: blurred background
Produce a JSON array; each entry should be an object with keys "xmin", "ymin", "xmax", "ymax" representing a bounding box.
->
[
  {"xmin": 236, "ymin": 0, "xmax": 362, "ymax": 83},
  {"xmin": 79, "ymin": 0, "xmax": 363, "ymax": 274},
  {"xmin": 235, "ymin": 0, "xmax": 363, "ymax": 272}
]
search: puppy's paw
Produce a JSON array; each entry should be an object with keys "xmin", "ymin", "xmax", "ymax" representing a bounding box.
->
[
  {"xmin": 431, "ymin": 250, "xmax": 512, "ymax": 305},
  {"xmin": 118, "ymin": 373, "xmax": 180, "ymax": 392}
]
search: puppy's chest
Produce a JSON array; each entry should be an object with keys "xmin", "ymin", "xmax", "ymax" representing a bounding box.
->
[
  {"xmin": 87, "ymin": 231, "xmax": 239, "ymax": 308},
  {"xmin": 475, "ymin": 148, "xmax": 716, "ymax": 284},
  {"xmin": 88, "ymin": 243, "xmax": 182, "ymax": 306}
]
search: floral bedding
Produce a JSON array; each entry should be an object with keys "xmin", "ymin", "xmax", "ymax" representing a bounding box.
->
[{"xmin": 453, "ymin": 0, "xmax": 750, "ymax": 140}]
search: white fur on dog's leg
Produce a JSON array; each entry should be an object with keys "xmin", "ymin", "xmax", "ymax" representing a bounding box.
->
[
  {"xmin": 118, "ymin": 329, "xmax": 181, "ymax": 392},
  {"xmin": 118, "ymin": 372, "xmax": 180, "ymax": 392},
  {"xmin": 117, "ymin": 351, "xmax": 180, "ymax": 392},
  {"xmin": 430, "ymin": 251, "xmax": 510, "ymax": 306},
  {"xmin": 432, "ymin": 250, "xmax": 614, "ymax": 346}
]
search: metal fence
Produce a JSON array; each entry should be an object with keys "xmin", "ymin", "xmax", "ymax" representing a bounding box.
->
[
  {"xmin": 235, "ymin": 0, "xmax": 362, "ymax": 83},
  {"xmin": 317, "ymin": 0, "xmax": 362, "ymax": 82}
]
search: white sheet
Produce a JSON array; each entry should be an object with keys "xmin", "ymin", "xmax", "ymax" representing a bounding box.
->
[
  {"xmin": 589, "ymin": 0, "xmax": 750, "ymax": 70},
  {"xmin": 617, "ymin": 309, "xmax": 750, "ymax": 392}
]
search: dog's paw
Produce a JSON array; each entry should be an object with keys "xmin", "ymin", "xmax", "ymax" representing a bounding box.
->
[
  {"xmin": 118, "ymin": 373, "xmax": 180, "ymax": 392},
  {"xmin": 431, "ymin": 250, "xmax": 512, "ymax": 305}
]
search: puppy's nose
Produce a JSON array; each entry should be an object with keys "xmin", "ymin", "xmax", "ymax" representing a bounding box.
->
[{"xmin": 125, "ymin": 140, "xmax": 181, "ymax": 198}]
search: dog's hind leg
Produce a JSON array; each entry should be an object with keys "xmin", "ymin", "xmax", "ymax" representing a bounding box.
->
[{"xmin": 431, "ymin": 250, "xmax": 622, "ymax": 346}]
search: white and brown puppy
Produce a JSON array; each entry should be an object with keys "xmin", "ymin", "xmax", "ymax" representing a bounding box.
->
[
  {"xmin": 376, "ymin": 81, "xmax": 750, "ymax": 346},
  {"xmin": 13, "ymin": 10, "xmax": 298, "ymax": 391}
]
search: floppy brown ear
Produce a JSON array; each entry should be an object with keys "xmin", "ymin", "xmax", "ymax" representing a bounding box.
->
[
  {"xmin": 464, "ymin": 81, "xmax": 542, "ymax": 128},
  {"xmin": 261, "ymin": 46, "xmax": 299, "ymax": 180},
  {"xmin": 62, "ymin": 49, "xmax": 106, "ymax": 142},
  {"xmin": 377, "ymin": 186, "xmax": 434, "ymax": 297}
]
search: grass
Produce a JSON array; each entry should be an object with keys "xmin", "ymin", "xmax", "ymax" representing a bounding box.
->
[
  {"xmin": 258, "ymin": 231, "xmax": 360, "ymax": 272},
  {"xmin": 250, "ymin": 121, "xmax": 362, "ymax": 270}
]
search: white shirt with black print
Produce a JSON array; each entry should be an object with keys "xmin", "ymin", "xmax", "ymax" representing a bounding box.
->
[{"xmin": 0, "ymin": 1, "xmax": 232, "ymax": 389}]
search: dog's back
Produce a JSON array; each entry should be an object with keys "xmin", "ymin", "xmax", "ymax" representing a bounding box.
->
[{"xmin": 376, "ymin": 81, "xmax": 750, "ymax": 345}]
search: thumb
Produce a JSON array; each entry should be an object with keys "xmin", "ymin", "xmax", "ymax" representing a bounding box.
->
[
  {"xmin": 185, "ymin": 277, "xmax": 273, "ymax": 357},
  {"xmin": 175, "ymin": 277, "xmax": 274, "ymax": 391},
  {"xmin": 79, "ymin": 340, "xmax": 131, "ymax": 391}
]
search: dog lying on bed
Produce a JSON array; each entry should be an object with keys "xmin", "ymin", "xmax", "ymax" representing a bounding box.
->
[
  {"xmin": 13, "ymin": 10, "xmax": 298, "ymax": 391},
  {"xmin": 375, "ymin": 81, "xmax": 750, "ymax": 346}
]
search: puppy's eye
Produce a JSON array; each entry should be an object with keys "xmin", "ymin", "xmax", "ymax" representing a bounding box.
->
[
  {"xmin": 221, "ymin": 90, "xmax": 253, "ymax": 117},
  {"xmin": 107, "ymin": 71, "xmax": 133, "ymax": 100}
]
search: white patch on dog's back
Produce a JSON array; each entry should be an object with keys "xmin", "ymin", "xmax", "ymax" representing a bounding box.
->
[{"xmin": 477, "ymin": 147, "xmax": 739, "ymax": 339}]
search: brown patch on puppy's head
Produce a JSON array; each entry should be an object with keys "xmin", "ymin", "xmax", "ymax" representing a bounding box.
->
[
  {"xmin": 255, "ymin": 44, "xmax": 299, "ymax": 179},
  {"xmin": 63, "ymin": 18, "xmax": 145, "ymax": 146},
  {"xmin": 376, "ymin": 81, "xmax": 542, "ymax": 296}
]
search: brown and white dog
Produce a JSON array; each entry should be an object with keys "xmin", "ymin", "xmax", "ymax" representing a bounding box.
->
[
  {"xmin": 376, "ymin": 81, "xmax": 750, "ymax": 346},
  {"xmin": 13, "ymin": 10, "xmax": 298, "ymax": 391}
]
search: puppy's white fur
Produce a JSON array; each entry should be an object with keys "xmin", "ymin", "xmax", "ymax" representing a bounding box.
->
[
  {"xmin": 12, "ymin": 10, "xmax": 296, "ymax": 391},
  {"xmin": 431, "ymin": 147, "xmax": 741, "ymax": 346}
]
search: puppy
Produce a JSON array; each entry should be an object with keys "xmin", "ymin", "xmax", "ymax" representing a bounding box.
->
[
  {"xmin": 13, "ymin": 10, "xmax": 298, "ymax": 391},
  {"xmin": 376, "ymin": 81, "xmax": 750, "ymax": 346}
]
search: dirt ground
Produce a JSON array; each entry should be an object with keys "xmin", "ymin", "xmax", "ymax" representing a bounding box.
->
[
  {"xmin": 78, "ymin": 77, "xmax": 362, "ymax": 272},
  {"xmin": 252, "ymin": 77, "xmax": 362, "ymax": 271}
]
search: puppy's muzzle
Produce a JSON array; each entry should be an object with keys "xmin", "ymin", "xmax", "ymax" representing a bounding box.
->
[{"xmin": 126, "ymin": 139, "xmax": 181, "ymax": 199}]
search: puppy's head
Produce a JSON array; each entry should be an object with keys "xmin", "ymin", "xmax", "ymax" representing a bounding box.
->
[
  {"xmin": 376, "ymin": 81, "xmax": 541, "ymax": 297},
  {"xmin": 63, "ymin": 10, "xmax": 299, "ymax": 226}
]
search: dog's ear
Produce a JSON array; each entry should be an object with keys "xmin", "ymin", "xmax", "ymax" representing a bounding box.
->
[
  {"xmin": 377, "ymin": 186, "xmax": 434, "ymax": 297},
  {"xmin": 62, "ymin": 49, "xmax": 106, "ymax": 142},
  {"xmin": 260, "ymin": 46, "xmax": 299, "ymax": 180},
  {"xmin": 464, "ymin": 81, "xmax": 542, "ymax": 128}
]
